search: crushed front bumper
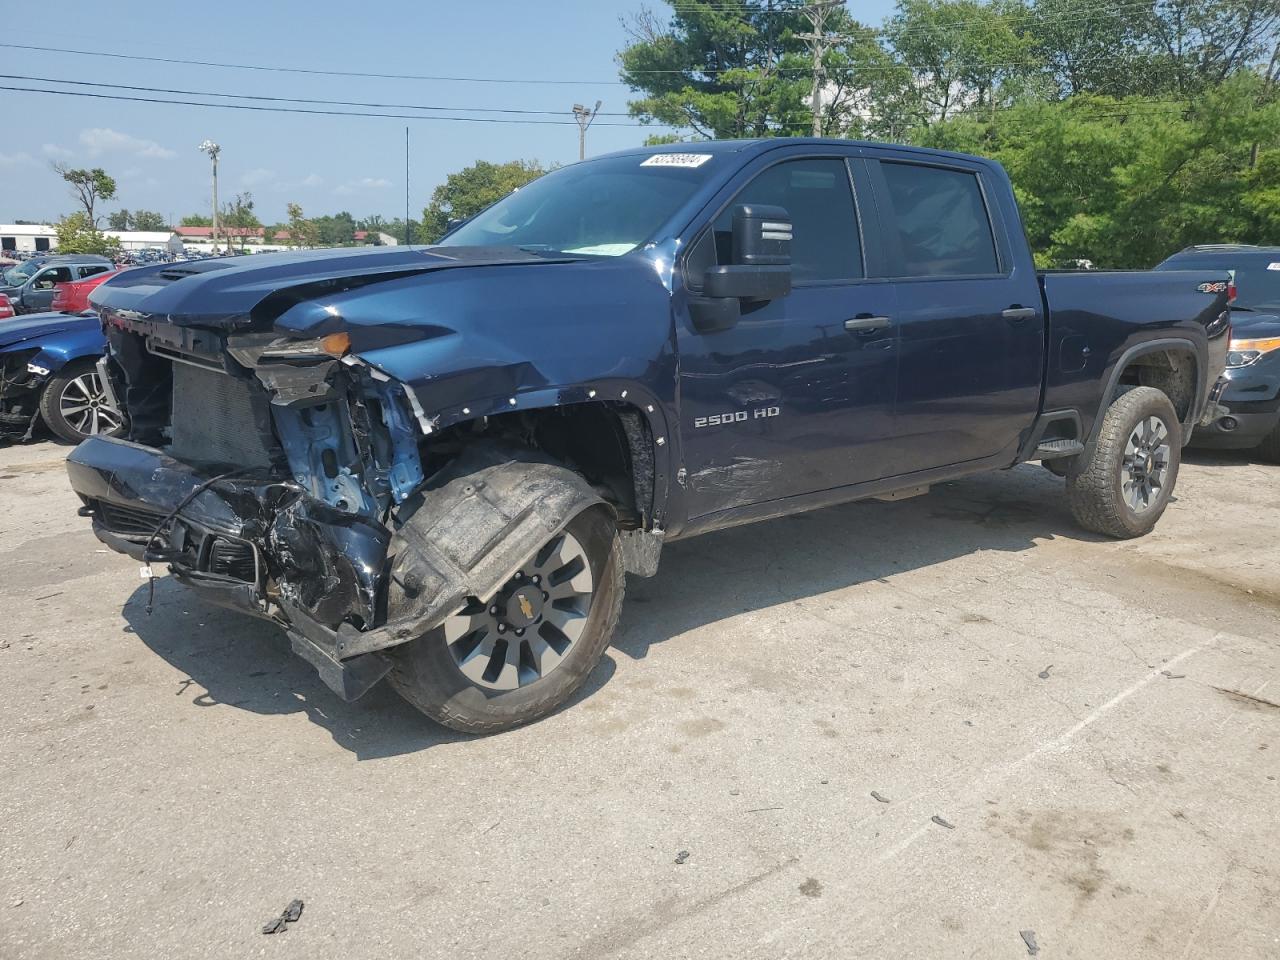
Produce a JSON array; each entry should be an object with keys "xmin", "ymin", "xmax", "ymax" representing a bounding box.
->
[{"xmin": 67, "ymin": 435, "xmax": 396, "ymax": 700}]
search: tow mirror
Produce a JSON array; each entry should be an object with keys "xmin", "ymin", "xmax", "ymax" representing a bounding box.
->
[{"xmin": 691, "ymin": 205, "xmax": 793, "ymax": 334}]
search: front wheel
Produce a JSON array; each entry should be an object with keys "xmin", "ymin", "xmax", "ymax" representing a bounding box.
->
[
  {"xmin": 387, "ymin": 505, "xmax": 624, "ymax": 734},
  {"xmin": 1067, "ymin": 386, "xmax": 1181, "ymax": 539},
  {"xmin": 39, "ymin": 360, "xmax": 125, "ymax": 444}
]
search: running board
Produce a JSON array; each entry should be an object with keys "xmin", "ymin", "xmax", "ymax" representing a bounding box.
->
[{"xmin": 1035, "ymin": 439, "xmax": 1085, "ymax": 459}]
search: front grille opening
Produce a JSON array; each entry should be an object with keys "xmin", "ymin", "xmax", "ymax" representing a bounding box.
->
[
  {"xmin": 208, "ymin": 537, "xmax": 256, "ymax": 583},
  {"xmin": 94, "ymin": 500, "xmax": 167, "ymax": 538}
]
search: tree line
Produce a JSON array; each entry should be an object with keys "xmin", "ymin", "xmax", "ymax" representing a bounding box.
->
[{"xmin": 618, "ymin": 0, "xmax": 1280, "ymax": 266}]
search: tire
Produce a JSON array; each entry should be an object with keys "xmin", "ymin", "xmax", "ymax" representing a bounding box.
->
[
  {"xmin": 1067, "ymin": 386, "xmax": 1181, "ymax": 539},
  {"xmin": 1257, "ymin": 422, "xmax": 1280, "ymax": 464},
  {"xmin": 387, "ymin": 504, "xmax": 624, "ymax": 734},
  {"xmin": 39, "ymin": 360, "xmax": 124, "ymax": 444}
]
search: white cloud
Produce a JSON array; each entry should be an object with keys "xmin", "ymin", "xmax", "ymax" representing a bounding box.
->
[
  {"xmin": 334, "ymin": 176, "xmax": 392, "ymax": 195},
  {"xmin": 0, "ymin": 151, "xmax": 35, "ymax": 167},
  {"xmin": 240, "ymin": 167, "xmax": 276, "ymax": 187},
  {"xmin": 79, "ymin": 128, "xmax": 176, "ymax": 160},
  {"xmin": 300, "ymin": 173, "xmax": 324, "ymax": 188},
  {"xmin": 41, "ymin": 143, "xmax": 73, "ymax": 160}
]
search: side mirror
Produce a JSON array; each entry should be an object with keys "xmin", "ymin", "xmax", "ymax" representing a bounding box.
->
[{"xmin": 690, "ymin": 204, "xmax": 793, "ymax": 333}]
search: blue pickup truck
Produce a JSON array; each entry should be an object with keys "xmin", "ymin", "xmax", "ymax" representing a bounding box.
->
[{"xmin": 67, "ymin": 139, "xmax": 1230, "ymax": 732}]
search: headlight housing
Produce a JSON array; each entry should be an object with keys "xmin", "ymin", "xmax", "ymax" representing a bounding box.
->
[{"xmin": 1226, "ymin": 335, "xmax": 1280, "ymax": 368}]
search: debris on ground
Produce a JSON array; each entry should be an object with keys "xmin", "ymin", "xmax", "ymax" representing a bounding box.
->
[
  {"xmin": 931, "ymin": 815, "xmax": 956, "ymax": 829},
  {"xmin": 871, "ymin": 791, "xmax": 890, "ymax": 804},
  {"xmin": 674, "ymin": 850, "xmax": 690, "ymax": 865},
  {"xmin": 1161, "ymin": 670, "xmax": 1186, "ymax": 679},
  {"xmin": 261, "ymin": 899, "xmax": 304, "ymax": 935},
  {"xmin": 1020, "ymin": 929, "xmax": 1039, "ymax": 955},
  {"xmin": 1038, "ymin": 665, "xmax": 1053, "ymax": 679}
]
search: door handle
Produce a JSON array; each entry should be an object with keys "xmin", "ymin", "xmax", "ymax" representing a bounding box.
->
[
  {"xmin": 844, "ymin": 315, "xmax": 892, "ymax": 333},
  {"xmin": 1002, "ymin": 306, "xmax": 1037, "ymax": 323}
]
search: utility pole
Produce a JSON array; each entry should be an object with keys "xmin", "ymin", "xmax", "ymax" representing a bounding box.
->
[
  {"xmin": 798, "ymin": 1, "xmax": 845, "ymax": 138},
  {"xmin": 198, "ymin": 140, "xmax": 221, "ymax": 255},
  {"xmin": 572, "ymin": 101, "xmax": 602, "ymax": 161},
  {"xmin": 405, "ymin": 127, "xmax": 413, "ymax": 245}
]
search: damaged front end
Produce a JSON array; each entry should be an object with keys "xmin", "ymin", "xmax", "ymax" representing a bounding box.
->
[
  {"xmin": 0, "ymin": 347, "xmax": 45, "ymax": 440},
  {"xmin": 69, "ymin": 313, "xmax": 431, "ymax": 699}
]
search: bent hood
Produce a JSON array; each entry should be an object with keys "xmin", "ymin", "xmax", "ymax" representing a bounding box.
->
[
  {"xmin": 88, "ymin": 245, "xmax": 584, "ymax": 332},
  {"xmin": 0, "ymin": 311, "xmax": 92, "ymax": 350}
]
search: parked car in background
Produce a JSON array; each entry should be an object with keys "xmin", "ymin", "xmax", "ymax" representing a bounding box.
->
[
  {"xmin": 0, "ymin": 255, "xmax": 114, "ymax": 314},
  {"xmin": 0, "ymin": 311, "xmax": 117, "ymax": 443},
  {"xmin": 0, "ymin": 293, "xmax": 14, "ymax": 321},
  {"xmin": 1155, "ymin": 244, "xmax": 1280, "ymax": 460},
  {"xmin": 50, "ymin": 268, "xmax": 121, "ymax": 314}
]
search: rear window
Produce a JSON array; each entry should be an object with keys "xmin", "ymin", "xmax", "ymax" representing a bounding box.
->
[{"xmin": 877, "ymin": 162, "xmax": 1000, "ymax": 277}]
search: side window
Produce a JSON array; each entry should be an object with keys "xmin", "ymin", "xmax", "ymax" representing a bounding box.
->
[
  {"xmin": 79, "ymin": 265, "xmax": 109, "ymax": 279},
  {"xmin": 877, "ymin": 162, "xmax": 1000, "ymax": 277},
  {"xmin": 692, "ymin": 158, "xmax": 862, "ymax": 286},
  {"xmin": 34, "ymin": 267, "xmax": 72, "ymax": 287}
]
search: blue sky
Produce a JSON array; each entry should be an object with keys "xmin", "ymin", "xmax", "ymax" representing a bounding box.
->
[{"xmin": 1, "ymin": 0, "xmax": 897, "ymax": 225}]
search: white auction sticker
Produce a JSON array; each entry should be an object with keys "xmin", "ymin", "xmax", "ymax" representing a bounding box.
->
[
  {"xmin": 1268, "ymin": 262, "xmax": 1280, "ymax": 271},
  {"xmin": 641, "ymin": 154, "xmax": 712, "ymax": 168}
]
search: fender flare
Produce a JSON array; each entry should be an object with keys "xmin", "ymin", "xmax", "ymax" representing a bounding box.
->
[
  {"xmin": 334, "ymin": 441, "xmax": 610, "ymax": 659},
  {"xmin": 1083, "ymin": 336, "xmax": 1204, "ymax": 458}
]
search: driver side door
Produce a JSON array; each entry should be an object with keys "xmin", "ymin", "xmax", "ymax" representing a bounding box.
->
[
  {"xmin": 24, "ymin": 266, "xmax": 73, "ymax": 312},
  {"xmin": 675, "ymin": 153, "xmax": 899, "ymax": 521}
]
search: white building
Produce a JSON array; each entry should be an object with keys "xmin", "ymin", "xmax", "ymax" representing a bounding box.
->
[
  {"xmin": 105, "ymin": 230, "xmax": 183, "ymax": 253},
  {"xmin": 0, "ymin": 223, "xmax": 57, "ymax": 254}
]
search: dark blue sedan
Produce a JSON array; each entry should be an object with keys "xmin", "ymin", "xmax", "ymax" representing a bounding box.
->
[{"xmin": 0, "ymin": 310, "xmax": 121, "ymax": 443}]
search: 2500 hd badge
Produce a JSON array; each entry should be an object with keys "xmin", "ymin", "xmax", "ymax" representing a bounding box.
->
[{"xmin": 694, "ymin": 406, "xmax": 781, "ymax": 428}]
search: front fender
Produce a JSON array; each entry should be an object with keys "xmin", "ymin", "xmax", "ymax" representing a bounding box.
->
[{"xmin": 27, "ymin": 325, "xmax": 108, "ymax": 375}]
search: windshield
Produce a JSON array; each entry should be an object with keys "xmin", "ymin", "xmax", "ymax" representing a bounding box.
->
[
  {"xmin": 437, "ymin": 153, "xmax": 719, "ymax": 256},
  {"xmin": 3, "ymin": 261, "xmax": 41, "ymax": 286}
]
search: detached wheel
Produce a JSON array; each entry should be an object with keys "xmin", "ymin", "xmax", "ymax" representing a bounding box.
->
[
  {"xmin": 39, "ymin": 360, "xmax": 124, "ymax": 444},
  {"xmin": 387, "ymin": 505, "xmax": 623, "ymax": 734},
  {"xmin": 1067, "ymin": 386, "xmax": 1181, "ymax": 538}
]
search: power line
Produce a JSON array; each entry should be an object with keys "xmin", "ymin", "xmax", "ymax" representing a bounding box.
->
[
  {"xmin": 0, "ymin": 73, "xmax": 636, "ymax": 117},
  {"xmin": 0, "ymin": 83, "xmax": 649, "ymax": 126}
]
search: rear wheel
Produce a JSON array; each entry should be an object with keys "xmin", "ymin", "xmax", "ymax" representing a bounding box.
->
[
  {"xmin": 39, "ymin": 360, "xmax": 124, "ymax": 444},
  {"xmin": 387, "ymin": 505, "xmax": 623, "ymax": 734},
  {"xmin": 1067, "ymin": 386, "xmax": 1181, "ymax": 538}
]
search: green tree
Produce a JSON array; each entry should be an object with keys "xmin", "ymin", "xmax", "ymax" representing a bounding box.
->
[
  {"xmin": 421, "ymin": 160, "xmax": 549, "ymax": 242},
  {"xmin": 180, "ymin": 214, "xmax": 213, "ymax": 227},
  {"xmin": 107, "ymin": 209, "xmax": 132, "ymax": 231},
  {"xmin": 618, "ymin": 0, "xmax": 833, "ymax": 138},
  {"xmin": 219, "ymin": 193, "xmax": 262, "ymax": 251},
  {"xmin": 55, "ymin": 212, "xmax": 122, "ymax": 256},
  {"xmin": 52, "ymin": 164, "xmax": 117, "ymax": 227},
  {"xmin": 312, "ymin": 211, "xmax": 357, "ymax": 245},
  {"xmin": 285, "ymin": 202, "xmax": 319, "ymax": 248},
  {"xmin": 131, "ymin": 210, "xmax": 170, "ymax": 231}
]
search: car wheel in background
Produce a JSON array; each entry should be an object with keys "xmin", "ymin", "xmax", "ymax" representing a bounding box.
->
[
  {"xmin": 1067, "ymin": 386, "xmax": 1182, "ymax": 539},
  {"xmin": 38, "ymin": 359, "xmax": 125, "ymax": 444},
  {"xmin": 1257, "ymin": 422, "xmax": 1280, "ymax": 464}
]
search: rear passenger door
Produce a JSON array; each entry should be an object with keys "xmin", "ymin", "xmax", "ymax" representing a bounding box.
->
[{"xmin": 866, "ymin": 154, "xmax": 1044, "ymax": 474}]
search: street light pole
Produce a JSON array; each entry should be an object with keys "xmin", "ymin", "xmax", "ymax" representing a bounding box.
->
[
  {"xmin": 198, "ymin": 140, "xmax": 221, "ymax": 255},
  {"xmin": 572, "ymin": 101, "xmax": 602, "ymax": 161}
]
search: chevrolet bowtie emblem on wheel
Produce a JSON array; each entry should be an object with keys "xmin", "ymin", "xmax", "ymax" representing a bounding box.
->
[{"xmin": 518, "ymin": 594, "xmax": 535, "ymax": 620}]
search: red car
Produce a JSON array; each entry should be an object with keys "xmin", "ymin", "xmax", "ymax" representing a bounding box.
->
[
  {"xmin": 50, "ymin": 269, "xmax": 121, "ymax": 314},
  {"xmin": 0, "ymin": 293, "xmax": 13, "ymax": 321}
]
